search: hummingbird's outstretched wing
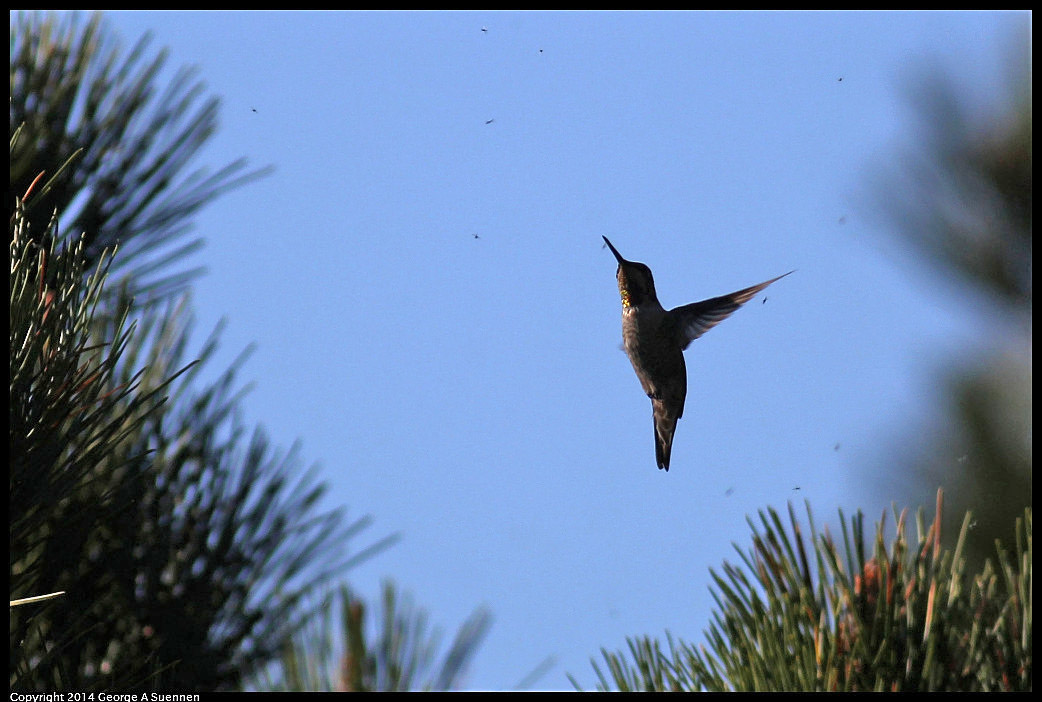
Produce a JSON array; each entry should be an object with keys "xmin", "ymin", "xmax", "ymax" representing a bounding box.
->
[{"xmin": 671, "ymin": 271, "xmax": 793, "ymax": 351}]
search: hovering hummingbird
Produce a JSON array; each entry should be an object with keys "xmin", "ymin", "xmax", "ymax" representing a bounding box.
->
[{"xmin": 603, "ymin": 236, "xmax": 792, "ymax": 471}]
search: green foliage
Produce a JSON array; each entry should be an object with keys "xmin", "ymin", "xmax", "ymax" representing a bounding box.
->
[
  {"xmin": 11, "ymin": 160, "xmax": 395, "ymax": 690},
  {"xmin": 575, "ymin": 491, "xmax": 1031, "ymax": 691},
  {"xmin": 10, "ymin": 172, "xmax": 180, "ymax": 689},
  {"xmin": 872, "ymin": 25, "xmax": 1031, "ymax": 575},
  {"xmin": 250, "ymin": 581, "xmax": 492, "ymax": 692},
  {"xmin": 880, "ymin": 41, "xmax": 1031, "ymax": 312},
  {"xmin": 10, "ymin": 11, "xmax": 269, "ymax": 306},
  {"xmin": 10, "ymin": 14, "xmax": 393, "ymax": 692}
]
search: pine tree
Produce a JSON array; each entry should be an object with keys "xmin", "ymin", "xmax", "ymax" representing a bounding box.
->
[
  {"xmin": 574, "ymin": 493, "xmax": 1030, "ymax": 692},
  {"xmin": 250, "ymin": 581, "xmax": 492, "ymax": 692},
  {"xmin": 10, "ymin": 13, "xmax": 394, "ymax": 691},
  {"xmin": 871, "ymin": 23, "xmax": 1031, "ymax": 575}
]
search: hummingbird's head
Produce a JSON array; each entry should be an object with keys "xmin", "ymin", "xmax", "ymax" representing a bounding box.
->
[{"xmin": 603, "ymin": 237, "xmax": 657, "ymax": 308}]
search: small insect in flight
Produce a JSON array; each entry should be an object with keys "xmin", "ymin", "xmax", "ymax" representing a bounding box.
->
[{"xmin": 485, "ymin": 119, "xmax": 495, "ymax": 125}]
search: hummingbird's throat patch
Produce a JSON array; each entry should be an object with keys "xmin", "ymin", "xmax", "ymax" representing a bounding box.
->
[{"xmin": 619, "ymin": 286, "xmax": 632, "ymax": 308}]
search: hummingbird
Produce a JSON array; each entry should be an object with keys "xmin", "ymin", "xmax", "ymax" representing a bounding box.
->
[{"xmin": 603, "ymin": 236, "xmax": 792, "ymax": 471}]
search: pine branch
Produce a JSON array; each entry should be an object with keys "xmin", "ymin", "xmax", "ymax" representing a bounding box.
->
[{"xmin": 577, "ymin": 490, "xmax": 1031, "ymax": 691}]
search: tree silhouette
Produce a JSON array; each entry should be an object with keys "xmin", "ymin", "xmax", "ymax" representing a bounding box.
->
[
  {"xmin": 251, "ymin": 582, "xmax": 492, "ymax": 692},
  {"xmin": 871, "ymin": 25, "xmax": 1031, "ymax": 572},
  {"xmin": 10, "ymin": 13, "xmax": 393, "ymax": 691},
  {"xmin": 573, "ymin": 495, "xmax": 1030, "ymax": 691},
  {"xmin": 10, "ymin": 11, "xmax": 268, "ymax": 307}
]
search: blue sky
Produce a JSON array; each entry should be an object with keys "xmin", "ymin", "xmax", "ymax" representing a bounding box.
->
[{"xmin": 84, "ymin": 10, "xmax": 1027, "ymax": 691}]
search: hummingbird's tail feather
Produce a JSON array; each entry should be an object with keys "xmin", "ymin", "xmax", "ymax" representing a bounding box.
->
[{"xmin": 653, "ymin": 408, "xmax": 678, "ymax": 471}]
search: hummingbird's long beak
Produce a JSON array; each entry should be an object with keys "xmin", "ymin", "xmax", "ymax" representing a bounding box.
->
[{"xmin": 602, "ymin": 236, "xmax": 627, "ymax": 265}]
